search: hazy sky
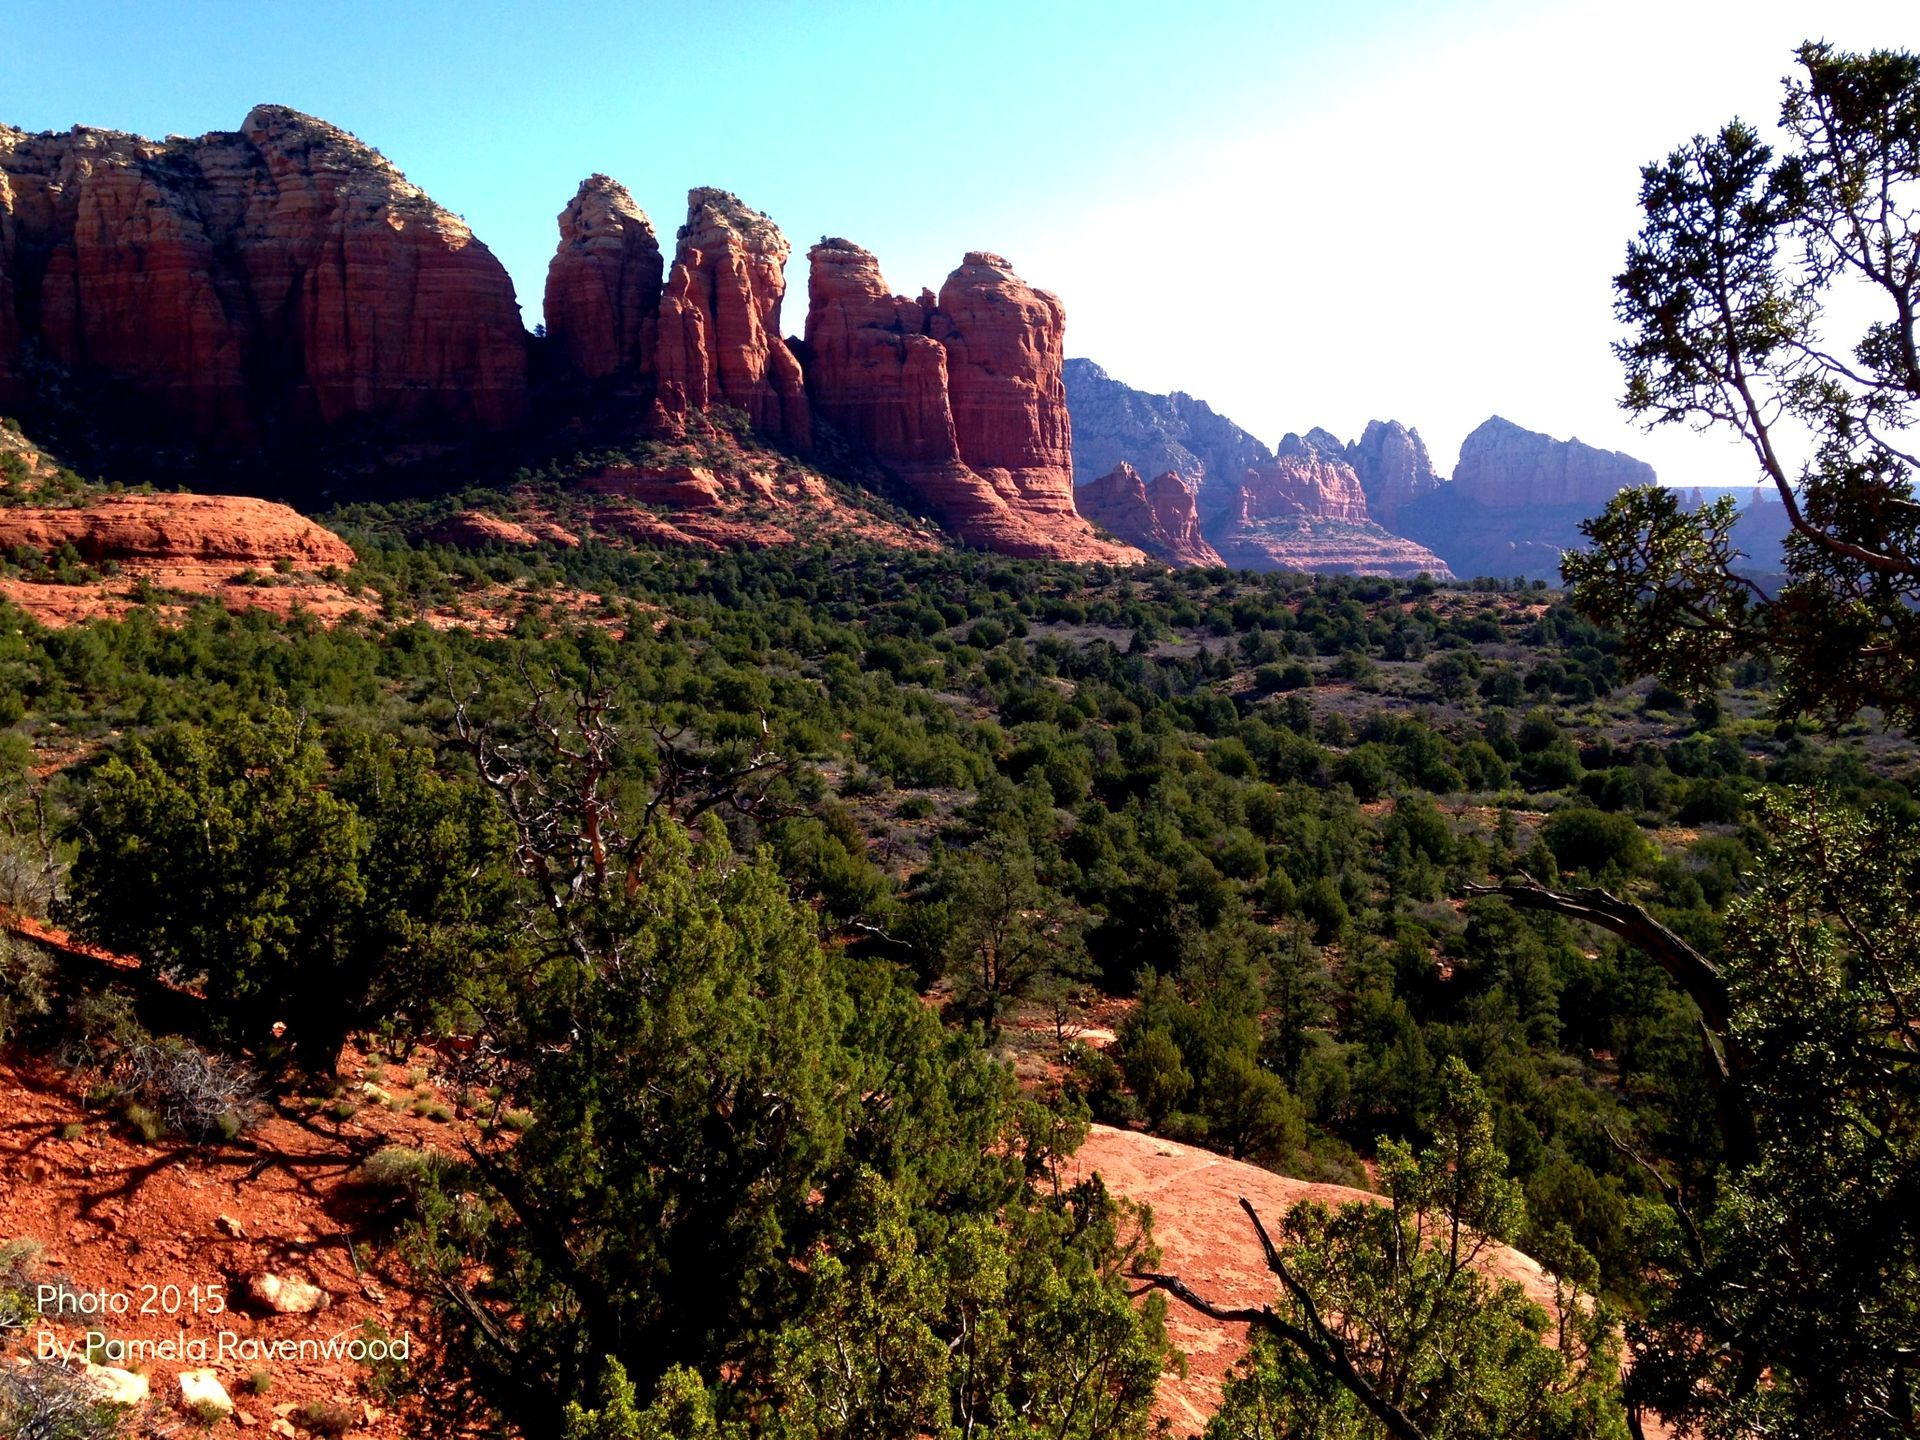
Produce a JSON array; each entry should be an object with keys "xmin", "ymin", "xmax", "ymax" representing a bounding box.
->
[{"xmin": 5, "ymin": 0, "xmax": 1917, "ymax": 486}]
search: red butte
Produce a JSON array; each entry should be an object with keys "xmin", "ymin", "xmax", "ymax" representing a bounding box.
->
[
  {"xmin": 651, "ymin": 188, "xmax": 811, "ymax": 448},
  {"xmin": 0, "ymin": 106, "xmax": 527, "ymax": 439},
  {"xmin": 543, "ymin": 174, "xmax": 662, "ymax": 384},
  {"xmin": 803, "ymin": 239, "xmax": 1143, "ymax": 564}
]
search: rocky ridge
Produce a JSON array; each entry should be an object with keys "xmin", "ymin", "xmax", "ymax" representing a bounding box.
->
[
  {"xmin": 1063, "ymin": 358, "xmax": 1272, "ymax": 523},
  {"xmin": 1074, "ymin": 462, "xmax": 1222, "ymax": 567},
  {"xmin": 0, "ymin": 105, "xmax": 1132, "ymax": 565},
  {"xmin": 0, "ymin": 103, "xmax": 1698, "ymax": 577},
  {"xmin": 802, "ymin": 239, "xmax": 1142, "ymax": 563},
  {"xmin": 1063, "ymin": 364, "xmax": 1706, "ymax": 579}
]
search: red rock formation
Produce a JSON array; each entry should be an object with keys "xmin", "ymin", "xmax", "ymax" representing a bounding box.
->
[
  {"xmin": 1450, "ymin": 414, "xmax": 1655, "ymax": 508},
  {"xmin": 543, "ymin": 174, "xmax": 661, "ymax": 381},
  {"xmin": 1210, "ymin": 431, "xmax": 1453, "ymax": 576},
  {"xmin": 1346, "ymin": 418, "xmax": 1441, "ymax": 526},
  {"xmin": 0, "ymin": 106, "xmax": 528, "ymax": 441},
  {"xmin": 803, "ymin": 240, "xmax": 1143, "ymax": 563},
  {"xmin": 934, "ymin": 252, "xmax": 1074, "ymax": 491},
  {"xmin": 1065, "ymin": 1124, "xmax": 1563, "ymax": 1433},
  {"xmin": 0, "ymin": 494, "xmax": 356, "ymax": 567},
  {"xmin": 653, "ymin": 188, "xmax": 810, "ymax": 448},
  {"xmin": 1076, "ymin": 463, "xmax": 1221, "ymax": 567},
  {"xmin": 423, "ymin": 511, "xmax": 580, "ymax": 549},
  {"xmin": 803, "ymin": 240, "xmax": 958, "ymax": 465},
  {"xmin": 1237, "ymin": 429, "xmax": 1372, "ymax": 523}
]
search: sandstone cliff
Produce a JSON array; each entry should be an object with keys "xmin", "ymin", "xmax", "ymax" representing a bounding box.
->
[
  {"xmin": 1075, "ymin": 463, "xmax": 1222, "ymax": 568},
  {"xmin": 543, "ymin": 174, "xmax": 661, "ymax": 382},
  {"xmin": 802, "ymin": 239, "xmax": 957, "ymax": 465},
  {"xmin": 1063, "ymin": 358, "xmax": 1272, "ymax": 523},
  {"xmin": 0, "ymin": 493, "xmax": 356, "ymax": 567},
  {"xmin": 1346, "ymin": 419, "xmax": 1441, "ymax": 526},
  {"xmin": 1239, "ymin": 430, "xmax": 1373, "ymax": 523},
  {"xmin": 0, "ymin": 106, "xmax": 528, "ymax": 442},
  {"xmin": 653, "ymin": 188, "xmax": 810, "ymax": 448},
  {"xmin": 1207, "ymin": 428, "xmax": 1451, "ymax": 577},
  {"xmin": 803, "ymin": 240, "xmax": 1143, "ymax": 563}
]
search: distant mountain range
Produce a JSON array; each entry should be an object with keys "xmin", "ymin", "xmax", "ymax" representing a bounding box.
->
[{"xmin": 1064, "ymin": 359, "xmax": 1790, "ymax": 580}]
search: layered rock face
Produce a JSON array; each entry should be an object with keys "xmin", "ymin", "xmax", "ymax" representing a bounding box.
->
[
  {"xmin": 0, "ymin": 493, "xmax": 357, "ymax": 567},
  {"xmin": 1450, "ymin": 415, "xmax": 1654, "ymax": 508},
  {"xmin": 653, "ymin": 188, "xmax": 810, "ymax": 448},
  {"xmin": 803, "ymin": 240, "xmax": 1142, "ymax": 563},
  {"xmin": 1064, "ymin": 358, "xmax": 1272, "ymax": 523},
  {"xmin": 1075, "ymin": 463, "xmax": 1222, "ymax": 568},
  {"xmin": 543, "ymin": 174, "xmax": 661, "ymax": 382},
  {"xmin": 0, "ymin": 107, "xmax": 528, "ymax": 442},
  {"xmin": 803, "ymin": 239, "xmax": 957, "ymax": 464},
  {"xmin": 934, "ymin": 252, "xmax": 1074, "ymax": 492},
  {"xmin": 1238, "ymin": 430, "xmax": 1372, "ymax": 523},
  {"xmin": 1205, "ymin": 430, "xmax": 1451, "ymax": 578},
  {"xmin": 1346, "ymin": 419, "xmax": 1441, "ymax": 526}
]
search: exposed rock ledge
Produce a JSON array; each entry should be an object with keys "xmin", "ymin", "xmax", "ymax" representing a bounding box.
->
[{"xmin": 0, "ymin": 494, "xmax": 356, "ymax": 567}]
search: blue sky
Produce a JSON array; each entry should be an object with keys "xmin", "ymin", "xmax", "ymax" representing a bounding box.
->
[{"xmin": 5, "ymin": 0, "xmax": 1917, "ymax": 486}]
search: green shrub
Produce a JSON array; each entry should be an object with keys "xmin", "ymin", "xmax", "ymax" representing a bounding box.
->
[{"xmin": 1542, "ymin": 805, "xmax": 1653, "ymax": 878}]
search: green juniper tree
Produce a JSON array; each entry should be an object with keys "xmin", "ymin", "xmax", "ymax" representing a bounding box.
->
[
  {"xmin": 64, "ymin": 709, "xmax": 508, "ymax": 1073},
  {"xmin": 1527, "ymin": 40, "xmax": 1920, "ymax": 1438},
  {"xmin": 1565, "ymin": 41, "xmax": 1920, "ymax": 731},
  {"xmin": 428, "ymin": 678, "xmax": 1170, "ymax": 1439}
]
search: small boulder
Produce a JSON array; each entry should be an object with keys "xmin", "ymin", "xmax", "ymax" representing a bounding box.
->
[
  {"xmin": 216, "ymin": 1214, "xmax": 246, "ymax": 1238},
  {"xmin": 178, "ymin": 1368, "xmax": 233, "ymax": 1415},
  {"xmin": 81, "ymin": 1363, "xmax": 149, "ymax": 1406},
  {"xmin": 247, "ymin": 1271, "xmax": 330, "ymax": 1315}
]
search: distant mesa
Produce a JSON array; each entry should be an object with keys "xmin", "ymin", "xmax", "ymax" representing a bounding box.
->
[
  {"xmin": 1392, "ymin": 416, "xmax": 1663, "ymax": 580},
  {"xmin": 1450, "ymin": 415, "xmax": 1656, "ymax": 509}
]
